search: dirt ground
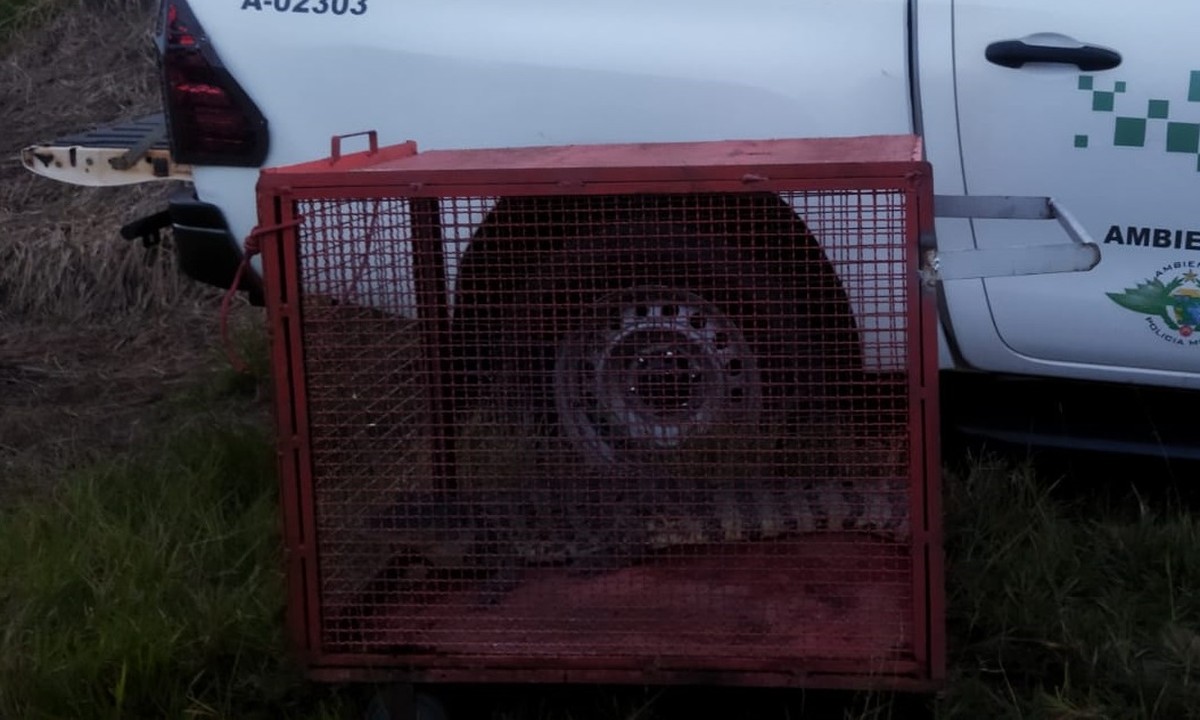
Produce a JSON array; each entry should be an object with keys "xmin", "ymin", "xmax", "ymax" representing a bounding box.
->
[{"xmin": 0, "ymin": 6, "xmax": 262, "ymax": 494}]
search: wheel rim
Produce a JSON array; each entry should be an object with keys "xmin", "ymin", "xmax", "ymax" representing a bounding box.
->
[{"xmin": 554, "ymin": 287, "xmax": 762, "ymax": 466}]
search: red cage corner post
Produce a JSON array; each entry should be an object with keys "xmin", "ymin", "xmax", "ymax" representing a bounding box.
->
[{"xmin": 255, "ymin": 134, "xmax": 944, "ymax": 691}]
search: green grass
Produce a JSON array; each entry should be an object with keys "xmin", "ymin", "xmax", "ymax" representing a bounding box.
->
[
  {"xmin": 941, "ymin": 456, "xmax": 1200, "ymax": 719},
  {"xmin": 3, "ymin": 369, "xmax": 1200, "ymax": 719},
  {"xmin": 0, "ymin": 0, "xmax": 41, "ymax": 38},
  {"xmin": 0, "ymin": 400, "xmax": 350, "ymax": 719}
]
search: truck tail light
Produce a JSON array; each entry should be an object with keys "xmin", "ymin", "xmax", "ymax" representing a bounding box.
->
[{"xmin": 157, "ymin": 1, "xmax": 269, "ymax": 167}]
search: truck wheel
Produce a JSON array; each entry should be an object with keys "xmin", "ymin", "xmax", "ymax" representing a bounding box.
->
[
  {"xmin": 451, "ymin": 192, "xmax": 861, "ymax": 471},
  {"xmin": 365, "ymin": 686, "xmax": 448, "ymax": 720}
]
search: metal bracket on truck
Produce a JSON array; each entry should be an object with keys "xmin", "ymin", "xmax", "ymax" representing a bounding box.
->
[{"xmin": 925, "ymin": 195, "xmax": 1101, "ymax": 281}]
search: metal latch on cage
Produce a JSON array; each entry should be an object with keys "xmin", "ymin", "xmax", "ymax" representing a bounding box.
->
[{"xmin": 923, "ymin": 195, "xmax": 1102, "ymax": 282}]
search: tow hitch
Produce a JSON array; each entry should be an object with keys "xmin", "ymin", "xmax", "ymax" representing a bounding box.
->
[{"xmin": 120, "ymin": 210, "xmax": 172, "ymax": 249}]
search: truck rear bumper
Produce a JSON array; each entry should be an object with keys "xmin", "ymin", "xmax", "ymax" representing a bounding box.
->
[
  {"xmin": 22, "ymin": 114, "xmax": 259, "ymax": 302},
  {"xmin": 168, "ymin": 191, "xmax": 263, "ymax": 305},
  {"xmin": 20, "ymin": 113, "xmax": 191, "ymax": 186},
  {"xmin": 121, "ymin": 191, "xmax": 263, "ymax": 305}
]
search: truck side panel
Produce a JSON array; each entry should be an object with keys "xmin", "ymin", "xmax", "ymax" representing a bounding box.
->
[{"xmin": 187, "ymin": 0, "xmax": 913, "ymax": 256}]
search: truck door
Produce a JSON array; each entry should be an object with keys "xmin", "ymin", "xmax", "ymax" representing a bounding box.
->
[{"xmin": 952, "ymin": 0, "xmax": 1200, "ymax": 382}]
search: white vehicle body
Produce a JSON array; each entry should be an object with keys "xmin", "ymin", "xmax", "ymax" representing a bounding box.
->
[{"xmin": 24, "ymin": 0, "xmax": 1200, "ymax": 397}]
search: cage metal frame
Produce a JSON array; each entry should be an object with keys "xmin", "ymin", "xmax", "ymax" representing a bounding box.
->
[{"xmin": 256, "ymin": 134, "xmax": 944, "ymax": 691}]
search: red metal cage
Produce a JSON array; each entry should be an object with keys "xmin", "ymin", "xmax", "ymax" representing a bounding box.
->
[{"xmin": 256, "ymin": 134, "xmax": 943, "ymax": 691}]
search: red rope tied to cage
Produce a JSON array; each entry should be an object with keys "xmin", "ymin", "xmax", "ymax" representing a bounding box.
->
[{"xmin": 220, "ymin": 217, "xmax": 304, "ymax": 374}]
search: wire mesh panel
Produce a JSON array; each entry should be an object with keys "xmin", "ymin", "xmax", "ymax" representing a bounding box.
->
[{"xmin": 259, "ymin": 137, "xmax": 941, "ymax": 690}]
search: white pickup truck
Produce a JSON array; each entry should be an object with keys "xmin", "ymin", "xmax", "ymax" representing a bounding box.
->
[{"xmin": 22, "ymin": 0, "xmax": 1200, "ymax": 457}]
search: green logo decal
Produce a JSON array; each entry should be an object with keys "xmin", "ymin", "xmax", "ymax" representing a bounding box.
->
[
  {"xmin": 1108, "ymin": 262, "xmax": 1200, "ymax": 345},
  {"xmin": 1076, "ymin": 72, "xmax": 1200, "ymax": 171}
]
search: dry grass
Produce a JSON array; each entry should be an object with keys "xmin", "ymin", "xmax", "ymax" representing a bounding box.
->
[
  {"xmin": 0, "ymin": 313, "xmax": 266, "ymax": 492},
  {"xmin": 0, "ymin": 1, "xmax": 262, "ymax": 493},
  {"xmin": 1, "ymin": 0, "xmax": 218, "ymax": 321}
]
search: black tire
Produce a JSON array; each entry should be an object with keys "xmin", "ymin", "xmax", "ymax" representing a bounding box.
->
[
  {"xmin": 365, "ymin": 687, "xmax": 449, "ymax": 720},
  {"xmin": 450, "ymin": 192, "xmax": 861, "ymax": 470}
]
